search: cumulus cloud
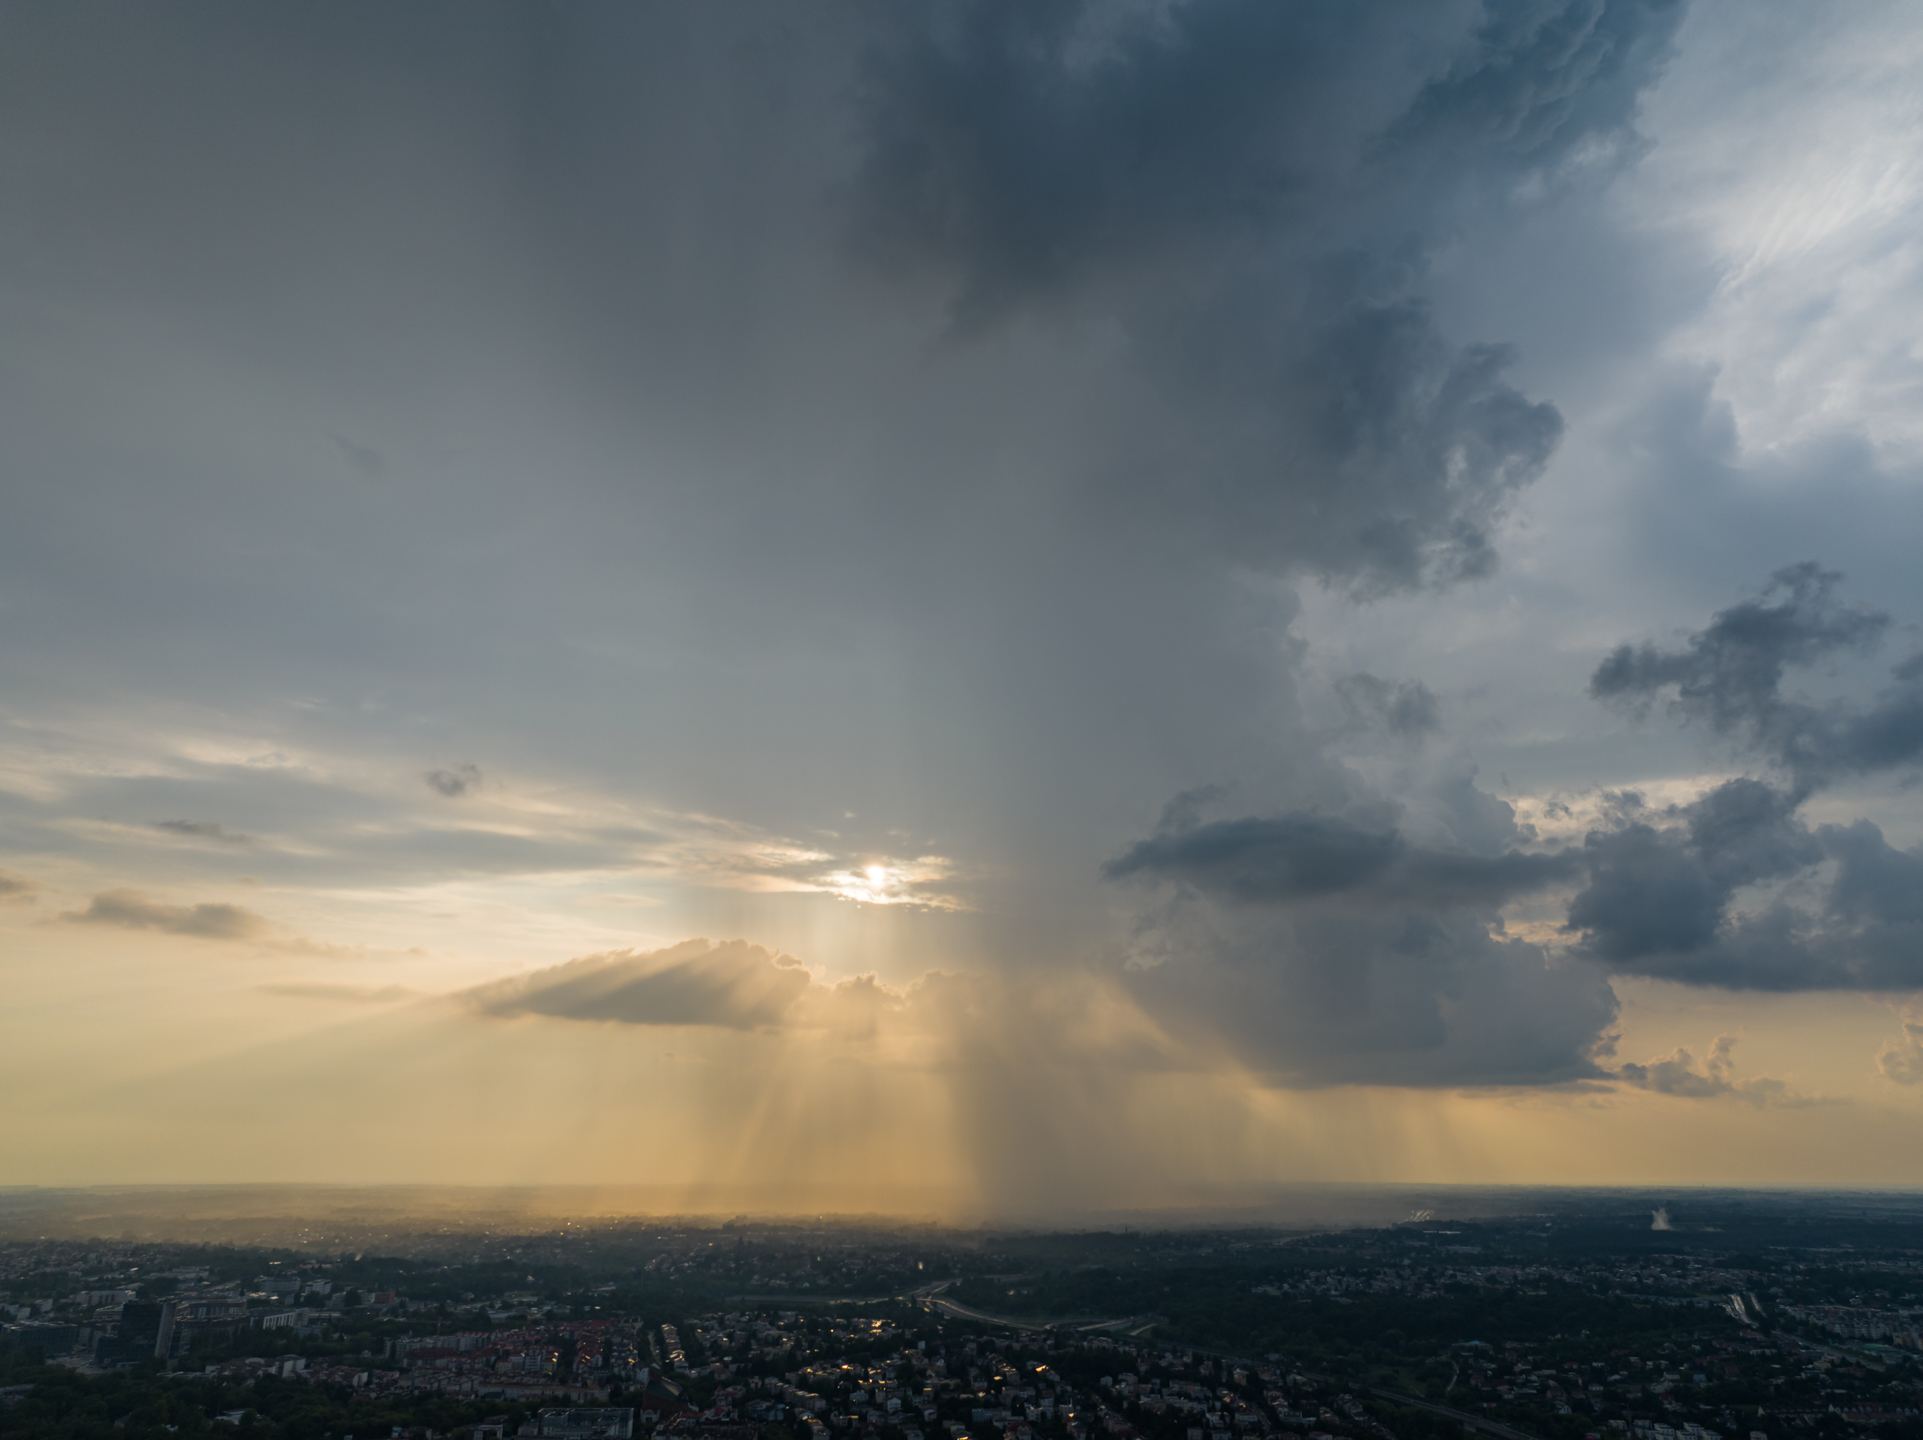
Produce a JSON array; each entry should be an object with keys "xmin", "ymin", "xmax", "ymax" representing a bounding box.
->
[
  {"xmin": 466, "ymin": 939, "xmax": 818, "ymax": 1031},
  {"xmin": 1101, "ymin": 565, "xmax": 1923, "ymax": 1086},
  {"xmin": 60, "ymin": 889, "xmax": 274, "ymax": 941},
  {"xmin": 1546, "ymin": 778, "xmax": 1923, "ymax": 993},
  {"xmin": 424, "ymin": 764, "xmax": 482, "ymax": 798},
  {"xmin": 1615, "ymin": 1033, "xmax": 1822, "ymax": 1108},
  {"xmin": 1563, "ymin": 778, "xmax": 1823, "ymax": 976},
  {"xmin": 1126, "ymin": 766, "xmax": 1923, "ymax": 1001},
  {"xmin": 1876, "ymin": 1009, "xmax": 1923, "ymax": 1086},
  {"xmin": 0, "ymin": 869, "xmax": 38, "ymax": 904},
  {"xmin": 1548, "ymin": 568, "xmax": 1923, "ymax": 990}
]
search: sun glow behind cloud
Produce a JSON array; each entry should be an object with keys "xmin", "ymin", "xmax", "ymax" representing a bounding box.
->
[
  {"xmin": 815, "ymin": 856, "xmax": 969, "ymax": 910},
  {"xmin": 7, "ymin": 910, "xmax": 1922, "ymax": 1211}
]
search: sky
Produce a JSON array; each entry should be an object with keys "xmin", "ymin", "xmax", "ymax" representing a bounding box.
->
[{"xmin": 5, "ymin": 0, "xmax": 1923, "ymax": 1217}]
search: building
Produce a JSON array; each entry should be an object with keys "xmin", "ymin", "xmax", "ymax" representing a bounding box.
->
[
  {"xmin": 637, "ymin": 1374, "xmax": 691, "ymax": 1415},
  {"xmin": 0, "ymin": 1323, "xmax": 78, "ymax": 1358},
  {"xmin": 95, "ymin": 1302, "xmax": 175, "ymax": 1365},
  {"xmin": 527, "ymin": 1408, "xmax": 636, "ymax": 1439}
]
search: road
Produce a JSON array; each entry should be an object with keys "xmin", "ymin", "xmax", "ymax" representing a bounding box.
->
[{"xmin": 913, "ymin": 1282, "xmax": 1152, "ymax": 1334}]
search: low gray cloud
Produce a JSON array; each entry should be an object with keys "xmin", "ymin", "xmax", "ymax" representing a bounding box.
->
[
  {"xmin": 424, "ymin": 764, "xmax": 481, "ymax": 798},
  {"xmin": 60, "ymin": 889, "xmax": 274, "ymax": 941},
  {"xmin": 155, "ymin": 819, "xmax": 251, "ymax": 844},
  {"xmin": 466, "ymin": 939, "xmax": 814, "ymax": 1031},
  {"xmin": 0, "ymin": 869, "xmax": 39, "ymax": 904},
  {"xmin": 1104, "ymin": 811, "xmax": 1581, "ymax": 909},
  {"xmin": 1550, "ymin": 568, "xmax": 1923, "ymax": 990},
  {"xmin": 1590, "ymin": 562, "xmax": 1923, "ymax": 793}
]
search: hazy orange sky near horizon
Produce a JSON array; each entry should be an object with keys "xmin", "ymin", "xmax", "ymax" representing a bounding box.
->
[{"xmin": 6, "ymin": 0, "xmax": 1923, "ymax": 1209}]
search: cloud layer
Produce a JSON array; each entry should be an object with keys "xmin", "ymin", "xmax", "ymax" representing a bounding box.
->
[{"xmin": 2, "ymin": 1, "xmax": 1922, "ymax": 1195}]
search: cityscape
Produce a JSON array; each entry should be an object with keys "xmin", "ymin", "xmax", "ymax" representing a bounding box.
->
[
  {"xmin": 3, "ymin": 1195, "xmax": 1922, "ymax": 1440},
  {"xmin": 7, "ymin": 0, "xmax": 1923, "ymax": 1438}
]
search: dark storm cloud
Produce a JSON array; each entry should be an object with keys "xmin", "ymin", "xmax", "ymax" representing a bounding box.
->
[
  {"xmin": 848, "ymin": 0, "xmax": 1687, "ymax": 593},
  {"xmin": 424, "ymin": 764, "xmax": 482, "ymax": 798},
  {"xmin": 1557, "ymin": 791, "xmax": 1923, "ymax": 993},
  {"xmin": 852, "ymin": 0, "xmax": 1392, "ymax": 312},
  {"xmin": 1590, "ymin": 562, "xmax": 1923, "ymax": 791},
  {"xmin": 1383, "ymin": 0, "xmax": 1684, "ymax": 169},
  {"xmin": 1166, "ymin": 298, "xmax": 1563, "ymax": 592},
  {"xmin": 1104, "ymin": 797, "xmax": 1612, "ymax": 1086},
  {"xmin": 854, "ymin": 0, "xmax": 1683, "ymax": 309},
  {"xmin": 1104, "ymin": 811, "xmax": 1579, "ymax": 908},
  {"xmin": 1565, "ymin": 778, "xmax": 1817, "ymax": 964},
  {"xmin": 466, "ymin": 939, "xmax": 812, "ymax": 1030},
  {"xmin": 1823, "ymin": 819, "xmax": 1923, "ymax": 928},
  {"xmin": 1548, "ymin": 569, "xmax": 1923, "ymax": 991},
  {"xmin": 60, "ymin": 889, "xmax": 274, "ymax": 941}
]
